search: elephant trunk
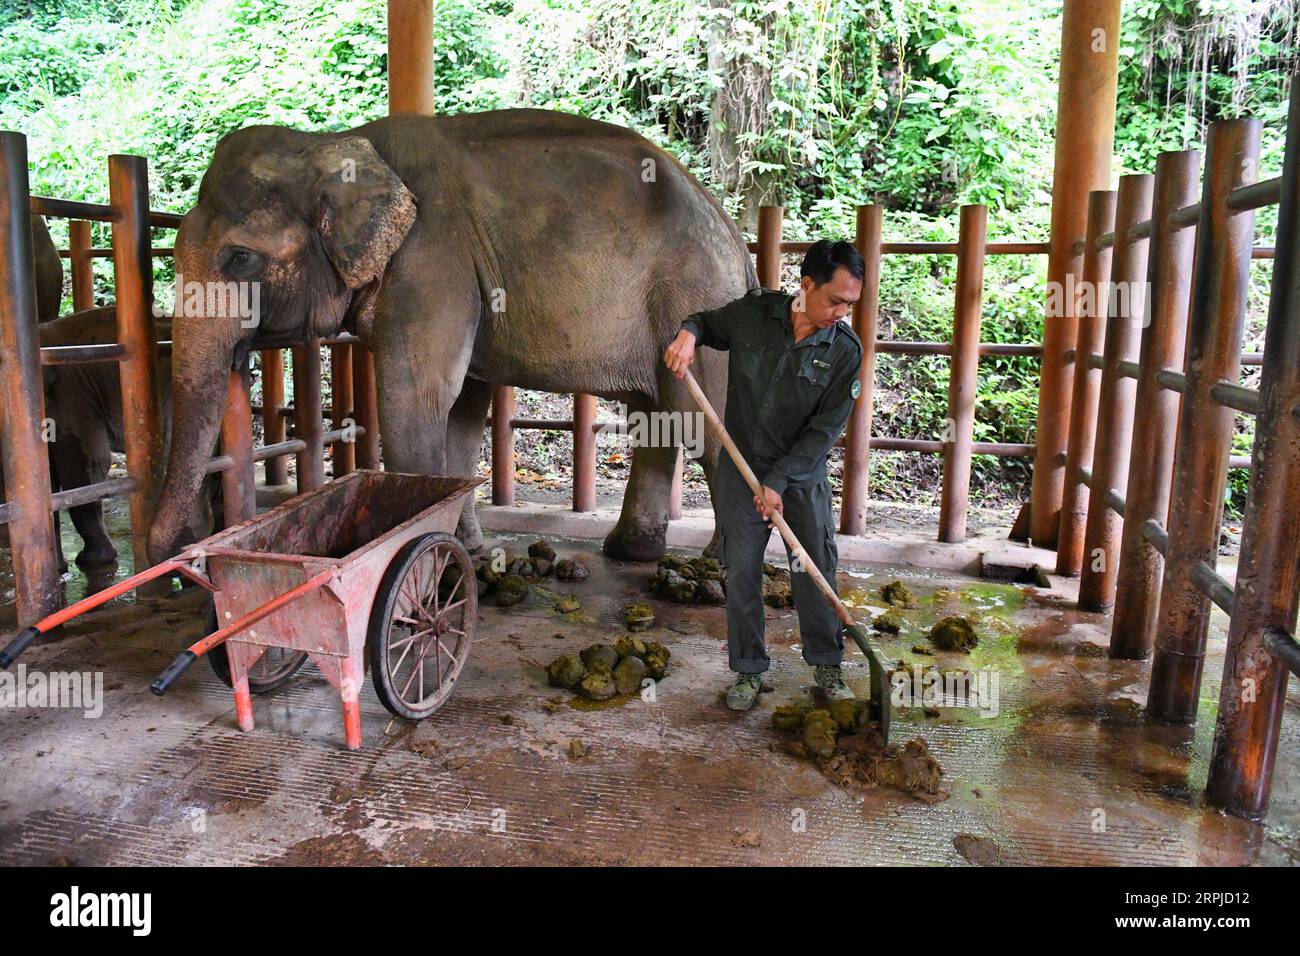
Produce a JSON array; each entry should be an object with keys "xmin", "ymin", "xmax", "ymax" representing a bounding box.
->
[{"xmin": 147, "ymin": 322, "xmax": 233, "ymax": 564}]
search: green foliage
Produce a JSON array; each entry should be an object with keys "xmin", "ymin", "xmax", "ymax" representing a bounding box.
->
[{"xmin": 1, "ymin": 0, "xmax": 1293, "ymax": 505}]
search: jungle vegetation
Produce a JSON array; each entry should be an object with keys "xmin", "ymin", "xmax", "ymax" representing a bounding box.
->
[{"xmin": 1, "ymin": 0, "xmax": 1295, "ymax": 509}]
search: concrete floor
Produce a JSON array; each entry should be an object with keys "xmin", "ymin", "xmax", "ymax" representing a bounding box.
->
[{"xmin": 1, "ymin": 517, "xmax": 1296, "ymax": 866}]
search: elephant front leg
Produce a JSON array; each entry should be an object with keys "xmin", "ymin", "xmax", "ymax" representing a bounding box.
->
[
  {"xmin": 444, "ymin": 377, "xmax": 494, "ymax": 553},
  {"xmin": 368, "ymin": 240, "xmax": 487, "ymax": 550}
]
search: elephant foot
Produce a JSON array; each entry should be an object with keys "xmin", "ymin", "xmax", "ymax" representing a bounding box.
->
[
  {"xmin": 603, "ymin": 517, "xmax": 667, "ymax": 563},
  {"xmin": 455, "ymin": 507, "xmax": 486, "ymax": 555},
  {"xmin": 75, "ymin": 543, "xmax": 119, "ymax": 571},
  {"xmin": 702, "ymin": 526, "xmax": 723, "ymax": 561}
]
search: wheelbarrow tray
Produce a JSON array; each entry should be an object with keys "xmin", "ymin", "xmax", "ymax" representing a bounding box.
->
[
  {"xmin": 196, "ymin": 470, "xmax": 481, "ymax": 661},
  {"xmin": 2, "ymin": 469, "xmax": 484, "ymax": 749},
  {"xmin": 189, "ymin": 470, "xmax": 482, "ymax": 749}
]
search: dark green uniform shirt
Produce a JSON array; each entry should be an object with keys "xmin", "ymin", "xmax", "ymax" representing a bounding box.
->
[{"xmin": 681, "ymin": 289, "xmax": 863, "ymax": 496}]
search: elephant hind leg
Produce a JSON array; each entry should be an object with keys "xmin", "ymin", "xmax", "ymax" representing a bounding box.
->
[
  {"xmin": 603, "ymin": 360, "xmax": 706, "ymax": 563},
  {"xmin": 691, "ymin": 346, "xmax": 729, "ymax": 558},
  {"xmin": 603, "ymin": 434, "xmax": 676, "ymax": 563},
  {"xmin": 51, "ymin": 433, "xmax": 118, "ymax": 569}
]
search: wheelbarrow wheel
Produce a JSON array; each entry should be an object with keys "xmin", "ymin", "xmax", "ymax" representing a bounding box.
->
[
  {"xmin": 369, "ymin": 531, "xmax": 477, "ymax": 721},
  {"xmin": 202, "ymin": 597, "xmax": 310, "ymax": 695}
]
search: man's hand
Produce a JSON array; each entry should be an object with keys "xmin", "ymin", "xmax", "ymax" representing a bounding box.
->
[
  {"xmin": 663, "ymin": 329, "xmax": 696, "ymax": 379},
  {"xmin": 753, "ymin": 485, "xmax": 783, "ymax": 527}
]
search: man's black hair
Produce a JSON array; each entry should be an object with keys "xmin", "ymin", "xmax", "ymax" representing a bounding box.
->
[{"xmin": 799, "ymin": 239, "xmax": 865, "ymax": 285}]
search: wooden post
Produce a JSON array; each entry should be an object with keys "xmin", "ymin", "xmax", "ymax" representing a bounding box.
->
[
  {"xmin": 0, "ymin": 131, "xmax": 59, "ymax": 625},
  {"xmin": 491, "ymin": 384, "xmax": 515, "ymax": 505},
  {"xmin": 69, "ymin": 219, "xmax": 93, "ymax": 311},
  {"xmin": 351, "ymin": 345, "xmax": 381, "ymax": 468},
  {"xmin": 1056, "ymin": 190, "xmax": 1116, "ymax": 574},
  {"xmin": 260, "ymin": 349, "xmax": 288, "ymax": 485},
  {"xmin": 938, "ymin": 205, "xmax": 987, "ymax": 544},
  {"xmin": 840, "ymin": 204, "xmax": 882, "ymax": 536},
  {"xmin": 292, "ymin": 341, "xmax": 325, "ymax": 493},
  {"xmin": 756, "ymin": 206, "xmax": 783, "ymax": 289},
  {"xmin": 1108, "ymin": 150, "xmax": 1200, "ymax": 659},
  {"xmin": 220, "ymin": 367, "xmax": 256, "ymax": 526},
  {"xmin": 360, "ymin": 0, "xmax": 437, "ymax": 475},
  {"xmin": 1029, "ymin": 0, "xmax": 1123, "ymax": 548},
  {"xmin": 573, "ymin": 393, "xmax": 597, "ymax": 512},
  {"xmin": 108, "ymin": 154, "xmax": 165, "ymax": 574},
  {"xmin": 1148, "ymin": 118, "xmax": 1261, "ymax": 723},
  {"xmin": 330, "ymin": 342, "xmax": 355, "ymax": 477},
  {"xmin": 387, "ymin": 0, "xmax": 434, "ymax": 116},
  {"xmin": 1078, "ymin": 174, "xmax": 1154, "ymax": 609},
  {"xmin": 1206, "ymin": 80, "xmax": 1300, "ymax": 818}
]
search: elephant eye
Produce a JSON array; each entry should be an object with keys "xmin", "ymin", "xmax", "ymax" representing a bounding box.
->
[{"xmin": 220, "ymin": 246, "xmax": 266, "ymax": 279}]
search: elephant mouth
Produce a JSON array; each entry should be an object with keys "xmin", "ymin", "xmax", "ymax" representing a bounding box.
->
[{"xmin": 248, "ymin": 324, "xmax": 318, "ymax": 351}]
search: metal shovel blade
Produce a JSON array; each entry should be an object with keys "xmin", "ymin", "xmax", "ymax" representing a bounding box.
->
[{"xmin": 846, "ymin": 623, "xmax": 891, "ymax": 744}]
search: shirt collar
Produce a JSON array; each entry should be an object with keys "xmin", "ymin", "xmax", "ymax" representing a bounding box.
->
[{"xmin": 772, "ymin": 293, "xmax": 840, "ymax": 350}]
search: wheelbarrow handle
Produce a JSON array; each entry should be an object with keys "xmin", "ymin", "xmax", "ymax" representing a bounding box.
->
[
  {"xmin": 0, "ymin": 627, "xmax": 41, "ymax": 669},
  {"xmin": 150, "ymin": 651, "xmax": 196, "ymax": 696},
  {"xmin": 150, "ymin": 566, "xmax": 336, "ymax": 694},
  {"xmin": 0, "ymin": 553, "xmax": 211, "ymax": 669}
]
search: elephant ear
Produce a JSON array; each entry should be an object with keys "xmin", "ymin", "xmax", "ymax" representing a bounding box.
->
[{"xmin": 311, "ymin": 136, "xmax": 417, "ymax": 290}]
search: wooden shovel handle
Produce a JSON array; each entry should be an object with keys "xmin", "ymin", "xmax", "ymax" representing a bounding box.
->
[{"xmin": 681, "ymin": 369, "xmax": 853, "ymax": 627}]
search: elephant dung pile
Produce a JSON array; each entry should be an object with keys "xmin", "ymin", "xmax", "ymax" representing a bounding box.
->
[
  {"xmin": 624, "ymin": 602, "xmax": 655, "ymax": 631},
  {"xmin": 870, "ymin": 580, "xmax": 980, "ymax": 654},
  {"xmin": 760, "ymin": 564, "xmax": 793, "ymax": 608},
  {"xmin": 870, "ymin": 581, "xmax": 916, "ymax": 634},
  {"xmin": 646, "ymin": 555, "xmax": 792, "ymax": 609},
  {"xmin": 546, "ymin": 636, "xmax": 671, "ymax": 701},
  {"xmin": 648, "ymin": 555, "xmax": 726, "ymax": 606},
  {"xmin": 475, "ymin": 539, "xmax": 590, "ymax": 607},
  {"xmin": 872, "ymin": 608, "xmax": 903, "ymax": 634},
  {"xmin": 771, "ymin": 703, "xmax": 946, "ymax": 803},
  {"xmin": 930, "ymin": 616, "xmax": 979, "ymax": 651},
  {"xmin": 880, "ymin": 580, "xmax": 918, "ymax": 609}
]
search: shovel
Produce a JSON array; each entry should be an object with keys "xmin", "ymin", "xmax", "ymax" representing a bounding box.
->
[{"xmin": 680, "ymin": 368, "xmax": 890, "ymax": 742}]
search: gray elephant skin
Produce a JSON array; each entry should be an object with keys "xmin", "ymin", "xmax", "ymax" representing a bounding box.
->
[
  {"xmin": 37, "ymin": 308, "xmax": 220, "ymax": 569},
  {"xmin": 0, "ymin": 220, "xmax": 216, "ymax": 570},
  {"xmin": 147, "ymin": 109, "xmax": 753, "ymax": 564}
]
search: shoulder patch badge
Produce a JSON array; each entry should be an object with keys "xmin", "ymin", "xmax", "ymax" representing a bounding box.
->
[{"xmin": 851, "ymin": 379, "xmax": 862, "ymax": 399}]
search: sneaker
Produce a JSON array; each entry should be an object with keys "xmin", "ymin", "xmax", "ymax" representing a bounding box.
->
[
  {"xmin": 814, "ymin": 665, "xmax": 855, "ymax": 701},
  {"xmin": 725, "ymin": 673, "xmax": 764, "ymax": 711}
]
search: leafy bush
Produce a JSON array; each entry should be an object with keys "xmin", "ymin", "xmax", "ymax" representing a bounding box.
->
[{"xmin": 1, "ymin": 0, "xmax": 1293, "ymax": 508}]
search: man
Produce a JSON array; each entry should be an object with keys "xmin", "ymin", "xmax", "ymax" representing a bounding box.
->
[{"xmin": 663, "ymin": 240, "xmax": 865, "ymax": 711}]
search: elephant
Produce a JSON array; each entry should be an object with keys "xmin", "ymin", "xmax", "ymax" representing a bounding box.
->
[
  {"xmin": 0, "ymin": 217, "xmax": 218, "ymax": 570},
  {"xmin": 147, "ymin": 109, "xmax": 755, "ymax": 565},
  {"xmin": 32, "ymin": 214, "xmax": 64, "ymax": 322},
  {"xmin": 36, "ymin": 307, "xmax": 222, "ymax": 570},
  {"xmin": 0, "ymin": 216, "xmax": 63, "ymax": 549}
]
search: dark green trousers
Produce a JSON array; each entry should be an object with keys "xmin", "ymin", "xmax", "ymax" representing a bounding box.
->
[{"xmin": 713, "ymin": 457, "xmax": 844, "ymax": 673}]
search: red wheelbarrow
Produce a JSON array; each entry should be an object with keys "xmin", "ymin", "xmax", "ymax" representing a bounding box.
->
[{"xmin": 0, "ymin": 471, "xmax": 482, "ymax": 750}]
